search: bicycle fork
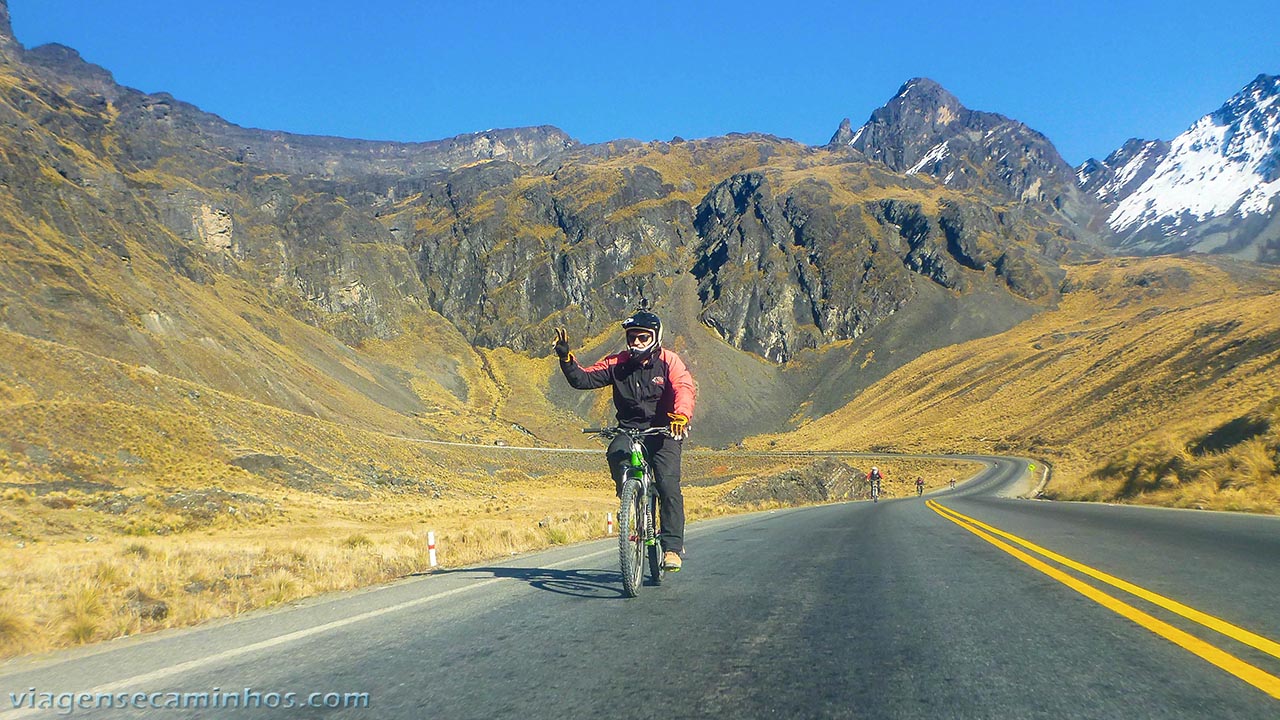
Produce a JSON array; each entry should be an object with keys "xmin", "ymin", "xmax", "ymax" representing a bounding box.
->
[{"xmin": 628, "ymin": 441, "xmax": 658, "ymax": 546}]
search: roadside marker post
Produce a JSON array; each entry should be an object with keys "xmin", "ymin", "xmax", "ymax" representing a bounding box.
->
[
  {"xmin": 606, "ymin": 513, "xmax": 614, "ymax": 535},
  {"xmin": 428, "ymin": 531, "xmax": 438, "ymax": 567}
]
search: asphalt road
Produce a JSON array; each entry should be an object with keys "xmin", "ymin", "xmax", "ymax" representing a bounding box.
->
[{"xmin": 2, "ymin": 458, "xmax": 1278, "ymax": 719}]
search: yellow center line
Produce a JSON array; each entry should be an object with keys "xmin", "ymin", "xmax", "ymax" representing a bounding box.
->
[
  {"xmin": 928, "ymin": 500, "xmax": 1280, "ymax": 662},
  {"xmin": 926, "ymin": 500, "xmax": 1280, "ymax": 700}
]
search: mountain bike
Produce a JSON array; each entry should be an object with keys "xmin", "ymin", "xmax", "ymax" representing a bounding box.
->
[
  {"xmin": 584, "ymin": 426, "xmax": 671, "ymax": 597},
  {"xmin": 871, "ymin": 478, "xmax": 881, "ymax": 503}
]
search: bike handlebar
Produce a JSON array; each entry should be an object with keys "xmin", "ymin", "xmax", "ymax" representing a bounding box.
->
[{"xmin": 582, "ymin": 426, "xmax": 674, "ymax": 439}]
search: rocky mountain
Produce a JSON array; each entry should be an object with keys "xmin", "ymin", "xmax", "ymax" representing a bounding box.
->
[
  {"xmin": 828, "ymin": 78, "xmax": 1100, "ymax": 234},
  {"xmin": 688, "ymin": 168, "xmax": 1069, "ymax": 362},
  {"xmin": 0, "ymin": 5, "xmax": 1104, "ymax": 446},
  {"xmin": 1078, "ymin": 74, "xmax": 1280, "ymax": 262}
]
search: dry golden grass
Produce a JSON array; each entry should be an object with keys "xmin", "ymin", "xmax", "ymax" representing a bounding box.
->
[
  {"xmin": 753, "ymin": 257, "xmax": 1280, "ymax": 513},
  {"xmin": 585, "ymin": 136, "xmax": 813, "ymax": 194},
  {"xmin": 0, "ymin": 593, "xmax": 36, "ymax": 657},
  {"xmin": 1064, "ymin": 401, "xmax": 1280, "ymax": 512}
]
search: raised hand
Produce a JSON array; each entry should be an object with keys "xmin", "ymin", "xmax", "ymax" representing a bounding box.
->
[{"xmin": 553, "ymin": 327, "xmax": 573, "ymax": 362}]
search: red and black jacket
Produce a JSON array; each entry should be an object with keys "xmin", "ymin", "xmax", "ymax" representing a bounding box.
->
[{"xmin": 560, "ymin": 347, "xmax": 696, "ymax": 430}]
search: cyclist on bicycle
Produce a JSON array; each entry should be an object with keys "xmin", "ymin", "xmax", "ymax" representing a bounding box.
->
[
  {"xmin": 553, "ymin": 308, "xmax": 696, "ymax": 571},
  {"xmin": 915, "ymin": 476, "xmax": 925, "ymax": 496},
  {"xmin": 868, "ymin": 466, "xmax": 883, "ymax": 500}
]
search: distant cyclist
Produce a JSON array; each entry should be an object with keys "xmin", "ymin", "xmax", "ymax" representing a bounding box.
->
[
  {"xmin": 868, "ymin": 466, "xmax": 883, "ymax": 502},
  {"xmin": 553, "ymin": 308, "xmax": 696, "ymax": 571},
  {"xmin": 915, "ymin": 476, "xmax": 925, "ymax": 496}
]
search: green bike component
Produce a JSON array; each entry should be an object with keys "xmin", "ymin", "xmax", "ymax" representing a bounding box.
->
[
  {"xmin": 631, "ymin": 453, "xmax": 654, "ymax": 544},
  {"xmin": 584, "ymin": 426, "xmax": 669, "ymax": 597}
]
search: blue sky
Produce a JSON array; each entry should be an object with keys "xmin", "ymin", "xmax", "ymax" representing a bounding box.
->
[{"xmin": 8, "ymin": 1, "xmax": 1277, "ymax": 165}]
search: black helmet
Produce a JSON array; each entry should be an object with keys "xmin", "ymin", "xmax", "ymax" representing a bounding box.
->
[{"xmin": 621, "ymin": 310, "xmax": 662, "ymax": 359}]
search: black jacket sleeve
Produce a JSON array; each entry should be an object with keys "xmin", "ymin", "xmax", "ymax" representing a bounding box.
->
[{"xmin": 560, "ymin": 353, "xmax": 620, "ymax": 390}]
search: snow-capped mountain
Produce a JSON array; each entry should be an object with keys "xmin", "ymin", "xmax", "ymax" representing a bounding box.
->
[
  {"xmin": 1076, "ymin": 138, "xmax": 1170, "ymax": 206},
  {"xmin": 1080, "ymin": 74, "xmax": 1280, "ymax": 261}
]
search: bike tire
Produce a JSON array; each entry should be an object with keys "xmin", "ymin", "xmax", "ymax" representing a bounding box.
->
[
  {"xmin": 646, "ymin": 493, "xmax": 663, "ymax": 585},
  {"xmin": 618, "ymin": 479, "xmax": 644, "ymax": 598}
]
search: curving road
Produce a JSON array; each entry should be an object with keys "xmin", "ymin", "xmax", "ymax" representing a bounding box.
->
[{"xmin": 2, "ymin": 457, "xmax": 1278, "ymax": 718}]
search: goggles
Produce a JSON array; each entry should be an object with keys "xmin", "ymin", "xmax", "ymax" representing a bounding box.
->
[{"xmin": 626, "ymin": 329, "xmax": 655, "ymax": 344}]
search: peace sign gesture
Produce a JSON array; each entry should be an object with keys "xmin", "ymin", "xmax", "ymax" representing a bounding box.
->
[{"xmin": 552, "ymin": 327, "xmax": 573, "ymax": 361}]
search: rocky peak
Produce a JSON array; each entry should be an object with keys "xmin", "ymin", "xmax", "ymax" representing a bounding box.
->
[
  {"xmin": 880, "ymin": 77, "xmax": 967, "ymax": 130},
  {"xmin": 831, "ymin": 78, "xmax": 972, "ymax": 170},
  {"xmin": 24, "ymin": 43, "xmax": 121, "ymax": 98},
  {"xmin": 828, "ymin": 118, "xmax": 856, "ymax": 147},
  {"xmin": 830, "ymin": 77, "xmax": 1098, "ymax": 233},
  {"xmin": 1215, "ymin": 73, "xmax": 1279, "ymax": 128}
]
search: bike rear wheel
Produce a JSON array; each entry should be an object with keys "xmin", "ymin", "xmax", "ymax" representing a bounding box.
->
[
  {"xmin": 646, "ymin": 493, "xmax": 663, "ymax": 585},
  {"xmin": 618, "ymin": 479, "xmax": 644, "ymax": 598}
]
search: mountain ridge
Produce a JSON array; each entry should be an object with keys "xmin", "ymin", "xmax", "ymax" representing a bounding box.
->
[
  {"xmin": 0, "ymin": 16, "xmax": 1100, "ymax": 447},
  {"xmin": 0, "ymin": 6, "xmax": 1274, "ymax": 453},
  {"xmin": 1, "ymin": 16, "xmax": 579, "ymax": 181}
]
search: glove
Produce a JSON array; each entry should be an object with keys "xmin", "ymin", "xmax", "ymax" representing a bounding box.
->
[
  {"xmin": 552, "ymin": 327, "xmax": 573, "ymax": 362},
  {"xmin": 667, "ymin": 412, "xmax": 689, "ymax": 438}
]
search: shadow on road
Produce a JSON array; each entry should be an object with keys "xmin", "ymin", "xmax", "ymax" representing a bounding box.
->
[{"xmin": 421, "ymin": 566, "xmax": 631, "ymax": 599}]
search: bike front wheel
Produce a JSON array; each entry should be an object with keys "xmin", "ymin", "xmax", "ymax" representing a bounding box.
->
[{"xmin": 618, "ymin": 479, "xmax": 644, "ymax": 598}]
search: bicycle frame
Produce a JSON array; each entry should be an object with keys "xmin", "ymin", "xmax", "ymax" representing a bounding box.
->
[{"xmin": 584, "ymin": 426, "xmax": 670, "ymax": 596}]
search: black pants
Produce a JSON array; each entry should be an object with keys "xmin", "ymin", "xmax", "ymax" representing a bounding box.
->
[{"xmin": 607, "ymin": 432, "xmax": 685, "ymax": 554}]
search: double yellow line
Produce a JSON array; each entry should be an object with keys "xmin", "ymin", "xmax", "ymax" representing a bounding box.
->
[{"xmin": 927, "ymin": 500, "xmax": 1280, "ymax": 700}]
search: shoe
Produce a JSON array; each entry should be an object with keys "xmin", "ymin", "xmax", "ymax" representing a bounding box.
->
[{"xmin": 662, "ymin": 551, "xmax": 682, "ymax": 571}]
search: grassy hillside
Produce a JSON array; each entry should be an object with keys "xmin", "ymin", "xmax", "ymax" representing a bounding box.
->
[{"xmin": 751, "ymin": 256, "xmax": 1280, "ymax": 513}]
